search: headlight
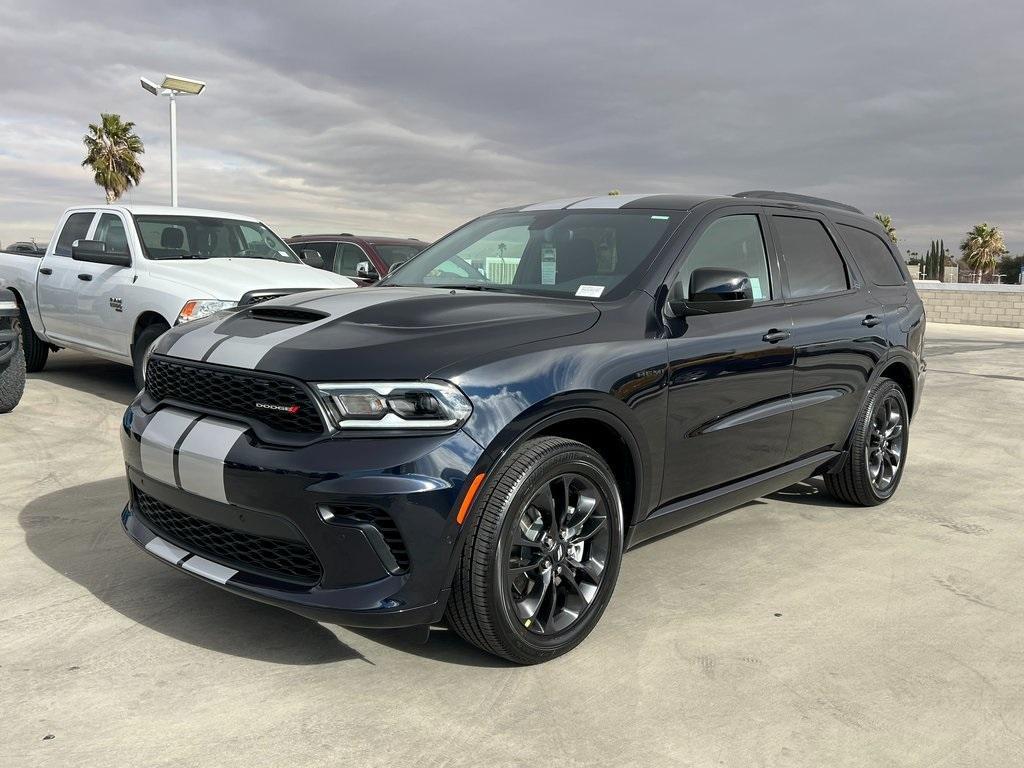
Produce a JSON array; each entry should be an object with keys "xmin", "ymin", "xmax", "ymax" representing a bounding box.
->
[
  {"xmin": 316, "ymin": 381, "xmax": 472, "ymax": 430},
  {"xmin": 176, "ymin": 299, "xmax": 237, "ymax": 325}
]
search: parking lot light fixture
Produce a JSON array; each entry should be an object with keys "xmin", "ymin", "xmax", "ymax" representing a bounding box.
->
[{"xmin": 139, "ymin": 73, "xmax": 207, "ymax": 207}]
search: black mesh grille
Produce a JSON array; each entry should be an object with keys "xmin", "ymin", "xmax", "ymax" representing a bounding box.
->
[
  {"xmin": 333, "ymin": 507, "xmax": 409, "ymax": 571},
  {"xmin": 146, "ymin": 357, "xmax": 325, "ymax": 434},
  {"xmin": 242, "ymin": 293, "xmax": 286, "ymax": 306},
  {"xmin": 133, "ymin": 488, "xmax": 322, "ymax": 585}
]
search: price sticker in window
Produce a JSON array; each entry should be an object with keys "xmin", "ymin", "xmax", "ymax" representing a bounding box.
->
[
  {"xmin": 576, "ymin": 285, "xmax": 605, "ymax": 298},
  {"xmin": 540, "ymin": 244, "xmax": 557, "ymax": 285}
]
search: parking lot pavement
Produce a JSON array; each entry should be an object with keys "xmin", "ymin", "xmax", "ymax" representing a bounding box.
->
[{"xmin": 2, "ymin": 322, "xmax": 1023, "ymax": 767}]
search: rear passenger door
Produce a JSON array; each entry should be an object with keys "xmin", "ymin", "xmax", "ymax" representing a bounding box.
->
[
  {"xmin": 35, "ymin": 210, "xmax": 97, "ymax": 344},
  {"xmin": 767, "ymin": 210, "xmax": 887, "ymax": 461}
]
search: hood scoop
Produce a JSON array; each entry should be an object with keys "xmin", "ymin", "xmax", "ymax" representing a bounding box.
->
[{"xmin": 246, "ymin": 306, "xmax": 329, "ymax": 325}]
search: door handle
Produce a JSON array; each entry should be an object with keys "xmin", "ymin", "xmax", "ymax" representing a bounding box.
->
[
  {"xmin": 77, "ymin": 273, "xmax": 93, "ymax": 282},
  {"xmin": 762, "ymin": 329, "xmax": 791, "ymax": 344},
  {"xmin": 39, "ymin": 267, "xmax": 53, "ymax": 275},
  {"xmin": 862, "ymin": 314, "xmax": 883, "ymax": 327}
]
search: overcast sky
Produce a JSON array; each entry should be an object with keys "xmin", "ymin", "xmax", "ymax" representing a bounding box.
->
[{"xmin": 2, "ymin": 0, "xmax": 1023, "ymax": 257}]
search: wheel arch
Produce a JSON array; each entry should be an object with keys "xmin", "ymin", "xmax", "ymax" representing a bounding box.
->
[
  {"xmin": 132, "ymin": 311, "xmax": 172, "ymax": 349},
  {"xmin": 877, "ymin": 358, "xmax": 915, "ymax": 419}
]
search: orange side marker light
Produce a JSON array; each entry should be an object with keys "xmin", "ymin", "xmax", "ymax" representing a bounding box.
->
[{"xmin": 456, "ymin": 473, "xmax": 486, "ymax": 525}]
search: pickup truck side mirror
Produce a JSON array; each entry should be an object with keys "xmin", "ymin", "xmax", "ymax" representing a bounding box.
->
[
  {"xmin": 386, "ymin": 261, "xmax": 405, "ymax": 276},
  {"xmin": 356, "ymin": 260, "xmax": 380, "ymax": 281},
  {"xmin": 668, "ymin": 267, "xmax": 754, "ymax": 316},
  {"xmin": 299, "ymin": 249, "xmax": 325, "ymax": 269},
  {"xmin": 71, "ymin": 239, "xmax": 131, "ymax": 268}
]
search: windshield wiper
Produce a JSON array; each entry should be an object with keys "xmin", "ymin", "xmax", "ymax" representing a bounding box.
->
[{"xmin": 429, "ymin": 284, "xmax": 506, "ymax": 292}]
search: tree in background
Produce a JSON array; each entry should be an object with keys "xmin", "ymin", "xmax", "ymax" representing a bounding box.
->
[
  {"xmin": 997, "ymin": 252, "xmax": 1024, "ymax": 284},
  {"xmin": 960, "ymin": 223, "xmax": 1007, "ymax": 283},
  {"xmin": 874, "ymin": 213, "xmax": 898, "ymax": 245},
  {"xmin": 924, "ymin": 239, "xmax": 947, "ymax": 280},
  {"xmin": 82, "ymin": 114, "xmax": 145, "ymax": 203}
]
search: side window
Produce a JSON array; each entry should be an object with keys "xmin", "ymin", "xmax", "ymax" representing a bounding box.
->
[
  {"xmin": 54, "ymin": 212, "xmax": 95, "ymax": 257},
  {"xmin": 94, "ymin": 213, "xmax": 130, "ymax": 256},
  {"xmin": 774, "ymin": 216, "xmax": 849, "ymax": 298},
  {"xmin": 300, "ymin": 242, "xmax": 338, "ymax": 271},
  {"xmin": 336, "ymin": 244, "xmax": 367, "ymax": 276},
  {"xmin": 677, "ymin": 214, "xmax": 772, "ymax": 302},
  {"xmin": 838, "ymin": 224, "xmax": 906, "ymax": 286}
]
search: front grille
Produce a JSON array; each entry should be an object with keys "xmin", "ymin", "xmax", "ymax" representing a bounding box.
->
[
  {"xmin": 146, "ymin": 357, "xmax": 325, "ymax": 434},
  {"xmin": 133, "ymin": 488, "xmax": 322, "ymax": 585}
]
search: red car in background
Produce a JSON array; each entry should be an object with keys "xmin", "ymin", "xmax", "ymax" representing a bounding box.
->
[{"xmin": 287, "ymin": 233, "xmax": 428, "ymax": 286}]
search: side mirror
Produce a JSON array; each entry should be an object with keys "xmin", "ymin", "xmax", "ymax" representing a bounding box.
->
[
  {"xmin": 356, "ymin": 260, "xmax": 380, "ymax": 280},
  {"xmin": 386, "ymin": 261, "xmax": 405, "ymax": 276},
  {"xmin": 71, "ymin": 239, "xmax": 131, "ymax": 268},
  {"xmin": 299, "ymin": 249, "xmax": 325, "ymax": 269},
  {"xmin": 669, "ymin": 267, "xmax": 754, "ymax": 316}
]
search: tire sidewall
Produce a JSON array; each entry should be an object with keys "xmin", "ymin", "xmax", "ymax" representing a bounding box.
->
[
  {"xmin": 133, "ymin": 324, "xmax": 169, "ymax": 390},
  {"xmin": 485, "ymin": 446, "xmax": 623, "ymax": 660},
  {"xmin": 857, "ymin": 380, "xmax": 909, "ymax": 502}
]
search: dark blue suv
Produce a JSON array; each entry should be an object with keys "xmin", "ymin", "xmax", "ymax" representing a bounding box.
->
[{"xmin": 120, "ymin": 191, "xmax": 926, "ymax": 664}]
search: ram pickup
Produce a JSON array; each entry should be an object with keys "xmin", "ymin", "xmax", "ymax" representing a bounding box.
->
[{"xmin": 0, "ymin": 205, "xmax": 356, "ymax": 387}]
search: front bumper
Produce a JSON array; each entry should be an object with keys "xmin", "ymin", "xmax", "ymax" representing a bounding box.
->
[{"xmin": 120, "ymin": 399, "xmax": 484, "ymax": 628}]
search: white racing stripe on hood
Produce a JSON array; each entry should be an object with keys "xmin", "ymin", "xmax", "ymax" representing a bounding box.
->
[
  {"xmin": 201, "ymin": 288, "xmax": 422, "ymax": 369},
  {"xmin": 166, "ymin": 313, "xmax": 236, "ymax": 361}
]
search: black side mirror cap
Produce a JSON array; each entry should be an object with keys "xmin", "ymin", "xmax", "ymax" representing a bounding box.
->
[
  {"xmin": 668, "ymin": 267, "xmax": 754, "ymax": 316},
  {"xmin": 71, "ymin": 239, "xmax": 131, "ymax": 268},
  {"xmin": 299, "ymin": 249, "xmax": 325, "ymax": 269}
]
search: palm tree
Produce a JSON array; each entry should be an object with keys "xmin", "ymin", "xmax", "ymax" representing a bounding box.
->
[
  {"xmin": 82, "ymin": 114, "xmax": 145, "ymax": 203},
  {"xmin": 874, "ymin": 213, "xmax": 898, "ymax": 245},
  {"xmin": 960, "ymin": 223, "xmax": 1007, "ymax": 283}
]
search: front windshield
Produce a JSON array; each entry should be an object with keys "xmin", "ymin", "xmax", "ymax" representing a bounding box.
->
[
  {"xmin": 380, "ymin": 210, "xmax": 681, "ymax": 299},
  {"xmin": 133, "ymin": 215, "xmax": 300, "ymax": 263}
]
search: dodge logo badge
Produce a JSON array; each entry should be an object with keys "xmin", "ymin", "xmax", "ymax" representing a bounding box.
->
[{"xmin": 255, "ymin": 402, "xmax": 301, "ymax": 414}]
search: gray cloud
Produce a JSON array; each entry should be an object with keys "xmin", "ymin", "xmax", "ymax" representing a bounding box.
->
[{"xmin": 2, "ymin": 0, "xmax": 1023, "ymax": 260}]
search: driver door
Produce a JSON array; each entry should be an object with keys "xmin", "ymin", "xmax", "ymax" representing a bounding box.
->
[
  {"xmin": 660, "ymin": 208, "xmax": 795, "ymax": 504},
  {"xmin": 74, "ymin": 212, "xmax": 136, "ymax": 356}
]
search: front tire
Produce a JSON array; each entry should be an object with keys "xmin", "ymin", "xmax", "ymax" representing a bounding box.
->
[
  {"xmin": 446, "ymin": 437, "xmax": 624, "ymax": 664},
  {"xmin": 133, "ymin": 322, "xmax": 170, "ymax": 390},
  {"xmin": 20, "ymin": 305, "xmax": 49, "ymax": 373},
  {"xmin": 824, "ymin": 378, "xmax": 909, "ymax": 506},
  {"xmin": 0, "ymin": 322, "xmax": 27, "ymax": 413}
]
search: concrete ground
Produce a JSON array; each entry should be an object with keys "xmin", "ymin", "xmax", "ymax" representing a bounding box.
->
[{"xmin": 2, "ymin": 322, "xmax": 1023, "ymax": 767}]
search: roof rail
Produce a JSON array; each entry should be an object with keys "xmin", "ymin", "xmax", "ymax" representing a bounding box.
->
[{"xmin": 732, "ymin": 190, "xmax": 863, "ymax": 215}]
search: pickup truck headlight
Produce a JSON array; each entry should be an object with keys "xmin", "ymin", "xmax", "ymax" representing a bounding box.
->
[
  {"xmin": 316, "ymin": 381, "xmax": 472, "ymax": 430},
  {"xmin": 177, "ymin": 299, "xmax": 237, "ymax": 325}
]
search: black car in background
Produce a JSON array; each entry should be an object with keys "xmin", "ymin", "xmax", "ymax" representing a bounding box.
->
[
  {"xmin": 121, "ymin": 191, "xmax": 925, "ymax": 664},
  {"xmin": 287, "ymin": 233, "xmax": 427, "ymax": 285}
]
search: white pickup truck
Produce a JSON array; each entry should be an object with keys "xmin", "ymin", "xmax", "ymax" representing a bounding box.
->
[{"xmin": 0, "ymin": 205, "xmax": 355, "ymax": 387}]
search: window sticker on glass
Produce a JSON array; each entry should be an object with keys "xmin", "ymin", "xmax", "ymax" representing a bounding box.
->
[
  {"xmin": 540, "ymin": 243, "xmax": 557, "ymax": 285},
  {"xmin": 576, "ymin": 284, "xmax": 604, "ymax": 298},
  {"xmin": 748, "ymin": 277, "xmax": 764, "ymax": 300}
]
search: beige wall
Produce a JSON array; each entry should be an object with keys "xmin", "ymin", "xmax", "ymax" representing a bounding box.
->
[{"xmin": 916, "ymin": 283, "xmax": 1024, "ymax": 328}]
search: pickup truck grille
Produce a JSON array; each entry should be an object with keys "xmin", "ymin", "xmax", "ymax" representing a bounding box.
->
[{"xmin": 146, "ymin": 357, "xmax": 326, "ymax": 434}]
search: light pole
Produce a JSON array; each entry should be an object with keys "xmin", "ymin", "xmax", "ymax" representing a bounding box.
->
[{"xmin": 140, "ymin": 74, "xmax": 206, "ymax": 207}]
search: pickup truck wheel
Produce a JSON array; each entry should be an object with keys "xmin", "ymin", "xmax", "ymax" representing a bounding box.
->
[
  {"xmin": 133, "ymin": 322, "xmax": 170, "ymax": 390},
  {"xmin": 824, "ymin": 378, "xmax": 909, "ymax": 506},
  {"xmin": 446, "ymin": 437, "xmax": 624, "ymax": 664},
  {"xmin": 0, "ymin": 323, "xmax": 26, "ymax": 413},
  {"xmin": 19, "ymin": 306, "xmax": 49, "ymax": 373}
]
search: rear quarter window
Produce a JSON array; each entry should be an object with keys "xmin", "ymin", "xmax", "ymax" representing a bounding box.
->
[
  {"xmin": 773, "ymin": 216, "xmax": 850, "ymax": 298},
  {"xmin": 838, "ymin": 224, "xmax": 907, "ymax": 286}
]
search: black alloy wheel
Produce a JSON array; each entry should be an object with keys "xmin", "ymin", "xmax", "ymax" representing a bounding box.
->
[
  {"xmin": 446, "ymin": 437, "xmax": 623, "ymax": 664},
  {"xmin": 825, "ymin": 378, "xmax": 909, "ymax": 506}
]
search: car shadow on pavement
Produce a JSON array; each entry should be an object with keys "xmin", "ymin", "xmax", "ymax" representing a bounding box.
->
[
  {"xmin": 27, "ymin": 352, "xmax": 138, "ymax": 406},
  {"xmin": 767, "ymin": 477, "xmax": 854, "ymax": 506},
  {"xmin": 20, "ymin": 477, "xmax": 365, "ymax": 665}
]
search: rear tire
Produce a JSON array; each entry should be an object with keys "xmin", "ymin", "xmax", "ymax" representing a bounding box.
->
[
  {"xmin": 824, "ymin": 378, "xmax": 909, "ymax": 506},
  {"xmin": 0, "ymin": 323, "xmax": 27, "ymax": 413},
  {"xmin": 19, "ymin": 306, "xmax": 49, "ymax": 373},
  {"xmin": 133, "ymin": 322, "xmax": 170, "ymax": 390},
  {"xmin": 446, "ymin": 437, "xmax": 624, "ymax": 665}
]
